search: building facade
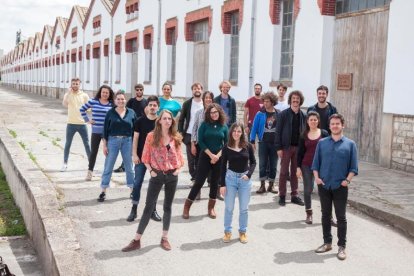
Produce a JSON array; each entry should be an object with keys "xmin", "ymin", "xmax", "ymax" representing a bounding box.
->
[{"xmin": 1, "ymin": 0, "xmax": 414, "ymax": 173}]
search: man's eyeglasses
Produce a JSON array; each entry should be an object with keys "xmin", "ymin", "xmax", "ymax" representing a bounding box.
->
[{"xmin": 135, "ymin": 88, "xmax": 143, "ymax": 91}]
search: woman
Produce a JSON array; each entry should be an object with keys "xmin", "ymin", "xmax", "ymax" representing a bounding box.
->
[
  {"xmin": 183, "ymin": 103, "xmax": 228, "ymax": 219},
  {"xmin": 158, "ymin": 82, "xmax": 181, "ymax": 117},
  {"xmin": 97, "ymin": 90, "xmax": 137, "ymax": 202},
  {"xmin": 220, "ymin": 123, "xmax": 256, "ymax": 244},
  {"xmin": 249, "ymin": 92, "xmax": 279, "ymax": 194},
  {"xmin": 80, "ymin": 85, "xmax": 114, "ymax": 181},
  {"xmin": 122, "ymin": 110, "xmax": 184, "ymax": 252},
  {"xmin": 296, "ymin": 111, "xmax": 329, "ymax": 224},
  {"xmin": 190, "ymin": 91, "xmax": 214, "ymax": 199}
]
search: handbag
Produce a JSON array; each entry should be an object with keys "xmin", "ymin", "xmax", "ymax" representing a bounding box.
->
[{"xmin": 0, "ymin": 257, "xmax": 15, "ymax": 276}]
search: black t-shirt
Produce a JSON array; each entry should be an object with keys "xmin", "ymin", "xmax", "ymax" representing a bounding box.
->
[
  {"xmin": 291, "ymin": 110, "xmax": 300, "ymax": 146},
  {"xmin": 262, "ymin": 111, "xmax": 277, "ymax": 143},
  {"xmin": 134, "ymin": 115, "xmax": 156, "ymax": 158},
  {"xmin": 127, "ymin": 98, "xmax": 147, "ymax": 119},
  {"xmin": 315, "ymin": 105, "xmax": 330, "ymax": 133}
]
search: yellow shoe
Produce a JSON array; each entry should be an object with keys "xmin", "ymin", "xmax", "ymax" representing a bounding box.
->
[
  {"xmin": 239, "ymin": 232, "xmax": 248, "ymax": 244},
  {"xmin": 222, "ymin": 232, "xmax": 232, "ymax": 243}
]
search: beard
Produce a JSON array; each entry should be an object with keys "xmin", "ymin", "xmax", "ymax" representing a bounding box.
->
[
  {"xmin": 194, "ymin": 92, "xmax": 202, "ymax": 98},
  {"xmin": 255, "ymin": 91, "xmax": 261, "ymax": 96}
]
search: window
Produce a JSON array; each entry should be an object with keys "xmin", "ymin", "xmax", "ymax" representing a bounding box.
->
[
  {"xmin": 167, "ymin": 28, "xmax": 176, "ymax": 82},
  {"xmin": 104, "ymin": 43, "xmax": 109, "ymax": 82},
  {"xmin": 336, "ymin": 0, "xmax": 391, "ymax": 15},
  {"xmin": 126, "ymin": 2, "xmax": 139, "ymax": 21},
  {"xmin": 93, "ymin": 16, "xmax": 101, "ymax": 34},
  {"xmin": 279, "ymin": 0, "xmax": 295, "ymax": 80},
  {"xmin": 229, "ymin": 12, "xmax": 239, "ymax": 83},
  {"xmin": 86, "ymin": 47, "xmax": 90, "ymax": 82},
  {"xmin": 72, "ymin": 27, "xmax": 78, "ymax": 43},
  {"xmin": 115, "ymin": 40, "xmax": 121, "ymax": 82},
  {"xmin": 144, "ymin": 34, "xmax": 152, "ymax": 83}
]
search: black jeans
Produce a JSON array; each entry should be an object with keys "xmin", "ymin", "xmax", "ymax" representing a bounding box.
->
[
  {"xmin": 188, "ymin": 151, "xmax": 220, "ymax": 200},
  {"xmin": 185, "ymin": 134, "xmax": 198, "ymax": 181},
  {"xmin": 318, "ymin": 185, "xmax": 348, "ymax": 247},
  {"xmin": 301, "ymin": 165, "xmax": 314, "ymax": 210},
  {"xmin": 88, "ymin": 133, "xmax": 102, "ymax": 171},
  {"xmin": 137, "ymin": 172, "xmax": 178, "ymax": 234}
]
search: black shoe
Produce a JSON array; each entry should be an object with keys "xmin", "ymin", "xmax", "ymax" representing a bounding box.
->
[
  {"xmin": 291, "ymin": 196, "xmax": 305, "ymax": 206},
  {"xmin": 331, "ymin": 218, "xmax": 338, "ymax": 227},
  {"xmin": 97, "ymin": 192, "xmax": 106, "ymax": 202},
  {"xmin": 127, "ymin": 206, "xmax": 137, "ymax": 222},
  {"xmin": 278, "ymin": 196, "xmax": 286, "ymax": 206},
  {"xmin": 130, "ymin": 192, "xmax": 133, "ymax": 199},
  {"xmin": 151, "ymin": 210, "xmax": 162, "ymax": 222},
  {"xmin": 114, "ymin": 166, "xmax": 125, "ymax": 173}
]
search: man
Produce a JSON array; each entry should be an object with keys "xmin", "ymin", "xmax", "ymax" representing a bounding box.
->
[
  {"xmin": 178, "ymin": 83, "xmax": 204, "ymax": 184},
  {"xmin": 214, "ymin": 81, "xmax": 236, "ymax": 127},
  {"xmin": 275, "ymin": 90, "xmax": 306, "ymax": 206},
  {"xmin": 250, "ymin": 91, "xmax": 278, "ymax": 194},
  {"xmin": 307, "ymin": 85, "xmax": 338, "ymax": 133},
  {"xmin": 275, "ymin": 84, "xmax": 289, "ymax": 111},
  {"xmin": 114, "ymin": 84, "xmax": 147, "ymax": 173},
  {"xmin": 127, "ymin": 95, "xmax": 162, "ymax": 222},
  {"xmin": 244, "ymin": 83, "xmax": 263, "ymax": 135},
  {"xmin": 312, "ymin": 113, "xmax": 358, "ymax": 261},
  {"xmin": 61, "ymin": 78, "xmax": 91, "ymax": 171}
]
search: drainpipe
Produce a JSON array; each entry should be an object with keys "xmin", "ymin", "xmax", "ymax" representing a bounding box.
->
[
  {"xmin": 248, "ymin": 0, "xmax": 257, "ymax": 96},
  {"xmin": 156, "ymin": 0, "xmax": 162, "ymax": 96},
  {"xmin": 110, "ymin": 15, "xmax": 114, "ymax": 87}
]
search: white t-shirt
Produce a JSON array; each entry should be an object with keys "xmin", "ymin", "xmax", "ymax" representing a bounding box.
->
[
  {"xmin": 187, "ymin": 99, "xmax": 204, "ymax": 134},
  {"xmin": 275, "ymin": 100, "xmax": 289, "ymax": 111}
]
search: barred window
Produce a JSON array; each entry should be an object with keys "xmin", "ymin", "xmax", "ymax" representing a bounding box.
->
[
  {"xmin": 229, "ymin": 12, "xmax": 239, "ymax": 83},
  {"xmin": 336, "ymin": 0, "xmax": 391, "ymax": 15},
  {"xmin": 279, "ymin": 0, "xmax": 295, "ymax": 80}
]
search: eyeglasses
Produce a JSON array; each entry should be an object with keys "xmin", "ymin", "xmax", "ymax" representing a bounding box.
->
[
  {"xmin": 135, "ymin": 88, "xmax": 143, "ymax": 91},
  {"xmin": 210, "ymin": 111, "xmax": 219, "ymax": 115}
]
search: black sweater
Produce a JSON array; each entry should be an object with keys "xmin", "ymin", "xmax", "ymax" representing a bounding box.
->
[{"xmin": 220, "ymin": 143, "xmax": 256, "ymax": 186}]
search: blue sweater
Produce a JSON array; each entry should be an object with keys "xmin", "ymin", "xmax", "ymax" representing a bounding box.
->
[{"xmin": 80, "ymin": 99, "xmax": 113, "ymax": 134}]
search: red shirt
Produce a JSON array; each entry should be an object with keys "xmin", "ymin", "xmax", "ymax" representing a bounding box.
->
[
  {"xmin": 302, "ymin": 135, "xmax": 323, "ymax": 166},
  {"xmin": 244, "ymin": 97, "xmax": 263, "ymax": 127}
]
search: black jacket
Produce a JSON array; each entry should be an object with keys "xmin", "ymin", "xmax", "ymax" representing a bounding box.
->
[
  {"xmin": 297, "ymin": 129, "xmax": 329, "ymax": 167},
  {"xmin": 214, "ymin": 94, "xmax": 237, "ymax": 126},
  {"xmin": 274, "ymin": 108, "xmax": 307, "ymax": 151},
  {"xmin": 306, "ymin": 102, "xmax": 338, "ymax": 118},
  {"xmin": 178, "ymin": 97, "xmax": 194, "ymax": 134}
]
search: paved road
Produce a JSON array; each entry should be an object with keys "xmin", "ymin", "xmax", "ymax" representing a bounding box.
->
[{"xmin": 0, "ymin": 87, "xmax": 413, "ymax": 276}]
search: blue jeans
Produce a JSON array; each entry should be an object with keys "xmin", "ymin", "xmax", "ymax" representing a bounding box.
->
[
  {"xmin": 258, "ymin": 142, "xmax": 278, "ymax": 181},
  {"xmin": 100, "ymin": 136, "xmax": 134, "ymax": 189},
  {"xmin": 224, "ymin": 169, "xmax": 252, "ymax": 233},
  {"xmin": 63, "ymin": 124, "xmax": 91, "ymax": 163},
  {"xmin": 131, "ymin": 163, "xmax": 147, "ymax": 204}
]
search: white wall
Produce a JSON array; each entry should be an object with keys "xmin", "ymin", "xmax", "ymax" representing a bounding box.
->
[{"xmin": 383, "ymin": 0, "xmax": 414, "ymax": 115}]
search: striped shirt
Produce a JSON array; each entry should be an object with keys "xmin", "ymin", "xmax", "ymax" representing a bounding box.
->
[{"xmin": 80, "ymin": 99, "xmax": 113, "ymax": 134}]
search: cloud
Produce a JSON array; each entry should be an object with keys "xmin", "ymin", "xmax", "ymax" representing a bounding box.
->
[{"xmin": 0, "ymin": 0, "xmax": 91, "ymax": 53}]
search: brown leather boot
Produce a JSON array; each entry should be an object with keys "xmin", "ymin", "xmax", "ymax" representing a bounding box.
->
[
  {"xmin": 182, "ymin": 199, "xmax": 193, "ymax": 219},
  {"xmin": 267, "ymin": 181, "xmax": 278, "ymax": 194},
  {"xmin": 256, "ymin": 180, "xmax": 266, "ymax": 194},
  {"xmin": 208, "ymin": 198, "xmax": 217, "ymax": 219},
  {"xmin": 306, "ymin": 209, "xmax": 313, "ymax": 224}
]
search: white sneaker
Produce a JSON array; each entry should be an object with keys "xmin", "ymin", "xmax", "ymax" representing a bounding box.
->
[
  {"xmin": 85, "ymin": 170, "xmax": 93, "ymax": 181},
  {"xmin": 60, "ymin": 163, "xmax": 68, "ymax": 172}
]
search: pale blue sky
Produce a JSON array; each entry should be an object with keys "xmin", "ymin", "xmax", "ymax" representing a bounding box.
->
[{"xmin": 0, "ymin": 0, "xmax": 91, "ymax": 53}]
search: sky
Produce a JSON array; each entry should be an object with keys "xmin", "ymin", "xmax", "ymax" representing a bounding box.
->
[{"xmin": 0, "ymin": 0, "xmax": 91, "ymax": 54}]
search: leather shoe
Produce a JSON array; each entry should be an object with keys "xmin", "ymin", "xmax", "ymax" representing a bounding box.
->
[
  {"xmin": 113, "ymin": 165, "xmax": 125, "ymax": 173},
  {"xmin": 337, "ymin": 246, "xmax": 346, "ymax": 260},
  {"xmin": 315, "ymin": 243, "xmax": 332, "ymax": 253},
  {"xmin": 278, "ymin": 196, "xmax": 286, "ymax": 206},
  {"xmin": 151, "ymin": 210, "xmax": 162, "ymax": 222},
  {"xmin": 122, "ymin": 239, "xmax": 141, "ymax": 252},
  {"xmin": 160, "ymin": 238, "xmax": 171, "ymax": 251},
  {"xmin": 291, "ymin": 196, "xmax": 305, "ymax": 206},
  {"xmin": 331, "ymin": 218, "xmax": 338, "ymax": 227}
]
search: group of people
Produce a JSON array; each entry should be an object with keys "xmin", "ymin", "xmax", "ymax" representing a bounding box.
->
[{"xmin": 61, "ymin": 78, "xmax": 358, "ymax": 261}]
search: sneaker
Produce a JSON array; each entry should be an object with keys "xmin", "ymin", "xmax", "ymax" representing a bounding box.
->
[
  {"xmin": 85, "ymin": 170, "xmax": 93, "ymax": 181},
  {"xmin": 291, "ymin": 196, "xmax": 305, "ymax": 206},
  {"xmin": 97, "ymin": 192, "xmax": 106, "ymax": 202},
  {"xmin": 315, "ymin": 243, "xmax": 332, "ymax": 253},
  {"xmin": 113, "ymin": 166, "xmax": 125, "ymax": 173},
  {"xmin": 222, "ymin": 232, "xmax": 232, "ymax": 243},
  {"xmin": 278, "ymin": 196, "xmax": 286, "ymax": 206},
  {"xmin": 337, "ymin": 246, "xmax": 346, "ymax": 260},
  {"xmin": 60, "ymin": 163, "xmax": 68, "ymax": 172},
  {"xmin": 239, "ymin": 232, "xmax": 248, "ymax": 244}
]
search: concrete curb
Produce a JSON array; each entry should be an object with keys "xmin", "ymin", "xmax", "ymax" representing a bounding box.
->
[
  {"xmin": 348, "ymin": 199, "xmax": 414, "ymax": 239},
  {"xmin": 0, "ymin": 128, "xmax": 88, "ymax": 276}
]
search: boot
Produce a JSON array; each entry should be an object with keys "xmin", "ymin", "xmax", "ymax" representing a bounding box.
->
[
  {"xmin": 182, "ymin": 199, "xmax": 193, "ymax": 219},
  {"xmin": 126, "ymin": 204, "xmax": 138, "ymax": 222},
  {"xmin": 267, "ymin": 181, "xmax": 278, "ymax": 194},
  {"xmin": 217, "ymin": 189, "xmax": 224, "ymax": 201},
  {"xmin": 208, "ymin": 198, "xmax": 217, "ymax": 219},
  {"xmin": 306, "ymin": 209, "xmax": 313, "ymax": 224},
  {"xmin": 256, "ymin": 180, "xmax": 266, "ymax": 194}
]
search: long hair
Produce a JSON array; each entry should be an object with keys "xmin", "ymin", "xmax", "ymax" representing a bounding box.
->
[
  {"xmin": 95, "ymin": 85, "xmax": 114, "ymax": 102},
  {"xmin": 204, "ymin": 103, "xmax": 226, "ymax": 126},
  {"xmin": 152, "ymin": 109, "xmax": 182, "ymax": 148},
  {"xmin": 228, "ymin": 122, "xmax": 248, "ymax": 149},
  {"xmin": 302, "ymin": 111, "xmax": 320, "ymax": 137},
  {"xmin": 202, "ymin": 90, "xmax": 214, "ymax": 108}
]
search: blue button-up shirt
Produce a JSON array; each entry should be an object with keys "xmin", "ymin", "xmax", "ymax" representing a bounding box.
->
[{"xmin": 311, "ymin": 136, "xmax": 358, "ymax": 190}]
